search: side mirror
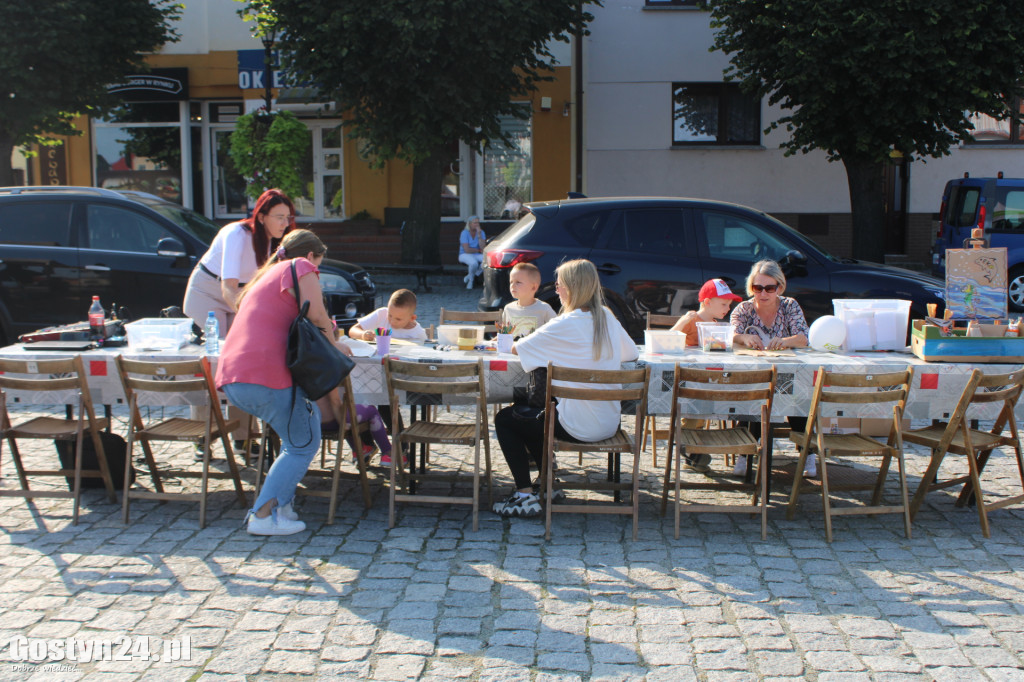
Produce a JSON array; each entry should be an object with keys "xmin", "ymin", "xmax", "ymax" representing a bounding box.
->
[
  {"xmin": 779, "ymin": 249, "xmax": 807, "ymax": 273},
  {"xmin": 156, "ymin": 238, "xmax": 187, "ymax": 258}
]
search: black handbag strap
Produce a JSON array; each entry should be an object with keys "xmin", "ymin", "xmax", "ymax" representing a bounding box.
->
[{"xmin": 288, "ymin": 260, "xmax": 315, "ymax": 449}]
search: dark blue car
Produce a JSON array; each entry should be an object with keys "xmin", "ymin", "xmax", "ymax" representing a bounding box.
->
[{"xmin": 481, "ymin": 196, "xmax": 945, "ymax": 340}]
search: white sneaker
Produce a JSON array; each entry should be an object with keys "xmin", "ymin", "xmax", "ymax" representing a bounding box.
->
[
  {"xmin": 247, "ymin": 511, "xmax": 305, "ymax": 536},
  {"xmin": 804, "ymin": 453, "xmax": 817, "ymax": 478},
  {"xmin": 732, "ymin": 455, "xmax": 747, "ymax": 477},
  {"xmin": 278, "ymin": 502, "xmax": 298, "ymax": 522}
]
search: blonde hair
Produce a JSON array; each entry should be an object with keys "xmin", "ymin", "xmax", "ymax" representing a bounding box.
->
[
  {"xmin": 555, "ymin": 259, "xmax": 610, "ymax": 361},
  {"xmin": 745, "ymin": 259, "xmax": 786, "ymax": 297},
  {"xmin": 239, "ymin": 229, "xmax": 327, "ymax": 303},
  {"xmin": 511, "ymin": 262, "xmax": 541, "ymax": 282}
]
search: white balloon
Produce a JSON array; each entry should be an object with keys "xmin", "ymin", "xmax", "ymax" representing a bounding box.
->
[{"xmin": 809, "ymin": 315, "xmax": 846, "ymax": 352}]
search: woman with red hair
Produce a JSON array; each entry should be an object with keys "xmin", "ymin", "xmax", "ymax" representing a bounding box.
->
[{"xmin": 184, "ymin": 188, "xmax": 297, "ymax": 332}]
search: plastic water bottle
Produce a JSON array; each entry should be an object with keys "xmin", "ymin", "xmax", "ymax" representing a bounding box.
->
[
  {"xmin": 204, "ymin": 312, "xmax": 220, "ymax": 355},
  {"xmin": 88, "ymin": 296, "xmax": 105, "ymax": 339}
]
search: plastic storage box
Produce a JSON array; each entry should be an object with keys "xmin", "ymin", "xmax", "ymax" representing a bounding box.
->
[
  {"xmin": 644, "ymin": 330, "xmax": 687, "ymax": 354},
  {"xmin": 696, "ymin": 322, "xmax": 733, "ymax": 352},
  {"xmin": 125, "ymin": 318, "xmax": 193, "ymax": 350},
  {"xmin": 911, "ymin": 319, "xmax": 1024, "ymax": 362},
  {"xmin": 833, "ymin": 299, "xmax": 911, "ymax": 351}
]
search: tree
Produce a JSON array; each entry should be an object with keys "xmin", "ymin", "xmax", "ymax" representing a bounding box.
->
[
  {"xmin": 0, "ymin": 0, "xmax": 181, "ymax": 186},
  {"xmin": 704, "ymin": 0, "xmax": 1024, "ymax": 262},
  {"xmin": 254, "ymin": 0, "xmax": 595, "ymax": 265}
]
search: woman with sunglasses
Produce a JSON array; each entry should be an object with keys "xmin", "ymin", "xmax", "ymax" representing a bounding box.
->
[
  {"xmin": 731, "ymin": 259, "xmax": 808, "ymax": 351},
  {"xmin": 729, "ymin": 260, "xmax": 814, "ymax": 476}
]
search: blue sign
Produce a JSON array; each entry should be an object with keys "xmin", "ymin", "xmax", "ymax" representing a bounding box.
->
[{"xmin": 236, "ymin": 49, "xmax": 286, "ymax": 90}]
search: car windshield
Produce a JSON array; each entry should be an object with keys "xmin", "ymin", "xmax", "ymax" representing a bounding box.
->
[
  {"xmin": 761, "ymin": 212, "xmax": 839, "ymax": 262},
  {"xmin": 124, "ymin": 193, "xmax": 221, "ymax": 244}
]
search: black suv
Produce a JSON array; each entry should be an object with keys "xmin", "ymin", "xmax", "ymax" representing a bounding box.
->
[
  {"xmin": 481, "ymin": 197, "xmax": 945, "ymax": 339},
  {"xmin": 0, "ymin": 186, "xmax": 376, "ymax": 344}
]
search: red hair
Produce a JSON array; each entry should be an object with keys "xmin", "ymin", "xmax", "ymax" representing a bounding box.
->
[{"xmin": 242, "ymin": 189, "xmax": 297, "ymax": 266}]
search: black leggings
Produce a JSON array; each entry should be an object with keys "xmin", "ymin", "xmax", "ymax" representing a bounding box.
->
[{"xmin": 494, "ymin": 405, "xmax": 579, "ymax": 490}]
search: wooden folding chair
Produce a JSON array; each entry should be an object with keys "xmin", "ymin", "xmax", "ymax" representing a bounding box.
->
[
  {"xmin": 0, "ymin": 356, "xmax": 116, "ymax": 524},
  {"xmin": 543, "ymin": 363, "xmax": 651, "ymax": 541},
  {"xmin": 116, "ymin": 356, "xmax": 246, "ymax": 528},
  {"xmin": 659, "ymin": 366, "xmax": 775, "ymax": 540},
  {"xmin": 786, "ymin": 367, "xmax": 914, "ymax": 542},
  {"xmin": 254, "ymin": 374, "xmax": 374, "ymax": 523},
  {"xmin": 903, "ymin": 367, "xmax": 1024, "ymax": 538},
  {"xmin": 384, "ymin": 358, "xmax": 492, "ymax": 531},
  {"xmin": 641, "ymin": 312, "xmax": 679, "ymax": 465}
]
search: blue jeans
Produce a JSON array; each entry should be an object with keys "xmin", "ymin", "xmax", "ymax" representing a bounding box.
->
[{"xmin": 223, "ymin": 383, "xmax": 320, "ymax": 515}]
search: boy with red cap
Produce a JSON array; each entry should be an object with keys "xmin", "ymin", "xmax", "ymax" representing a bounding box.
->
[{"xmin": 670, "ymin": 278, "xmax": 742, "ymax": 346}]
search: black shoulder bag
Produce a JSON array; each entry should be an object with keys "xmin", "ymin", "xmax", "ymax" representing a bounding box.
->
[{"xmin": 286, "ymin": 261, "xmax": 355, "ymax": 401}]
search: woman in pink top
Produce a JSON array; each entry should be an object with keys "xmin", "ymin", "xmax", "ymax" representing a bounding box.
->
[{"xmin": 216, "ymin": 229, "xmax": 353, "ymax": 536}]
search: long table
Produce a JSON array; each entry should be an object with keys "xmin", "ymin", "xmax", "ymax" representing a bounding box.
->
[{"xmin": 2, "ymin": 343, "xmax": 1023, "ymax": 421}]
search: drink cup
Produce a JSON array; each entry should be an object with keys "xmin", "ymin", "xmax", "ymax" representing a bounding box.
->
[
  {"xmin": 496, "ymin": 333, "xmax": 514, "ymax": 354},
  {"xmin": 376, "ymin": 335, "xmax": 391, "ymax": 356}
]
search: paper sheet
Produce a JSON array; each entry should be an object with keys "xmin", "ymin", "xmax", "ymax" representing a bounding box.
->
[{"xmin": 338, "ymin": 337, "xmax": 376, "ymax": 357}]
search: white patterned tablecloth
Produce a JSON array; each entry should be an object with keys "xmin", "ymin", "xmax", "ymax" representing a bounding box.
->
[{"xmin": 2, "ymin": 344, "xmax": 1022, "ymax": 421}]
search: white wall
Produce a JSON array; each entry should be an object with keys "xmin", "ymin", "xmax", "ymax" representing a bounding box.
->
[
  {"xmin": 159, "ymin": 0, "xmax": 260, "ymax": 54},
  {"xmin": 584, "ymin": 0, "xmax": 1024, "ymax": 215}
]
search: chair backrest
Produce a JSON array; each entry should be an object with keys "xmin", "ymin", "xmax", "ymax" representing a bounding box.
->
[
  {"xmin": 439, "ymin": 308, "xmax": 500, "ymax": 333},
  {"xmin": 0, "ymin": 356, "xmax": 98, "ymax": 423},
  {"xmin": 646, "ymin": 312, "xmax": 678, "ymax": 330},
  {"xmin": 672, "ymin": 366, "xmax": 776, "ymax": 418},
  {"xmin": 802, "ymin": 366, "xmax": 913, "ymax": 445},
  {"xmin": 940, "ymin": 367, "xmax": 1024, "ymax": 443},
  {"xmin": 116, "ymin": 357, "xmax": 215, "ymax": 402},
  {"xmin": 384, "ymin": 357, "xmax": 487, "ymax": 409},
  {"xmin": 545, "ymin": 363, "xmax": 650, "ymax": 406}
]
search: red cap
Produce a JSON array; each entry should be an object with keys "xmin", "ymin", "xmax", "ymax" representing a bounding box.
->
[{"xmin": 698, "ymin": 278, "xmax": 742, "ymax": 303}]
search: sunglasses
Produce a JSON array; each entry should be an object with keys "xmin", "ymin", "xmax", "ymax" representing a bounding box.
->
[{"xmin": 751, "ymin": 284, "xmax": 779, "ymax": 293}]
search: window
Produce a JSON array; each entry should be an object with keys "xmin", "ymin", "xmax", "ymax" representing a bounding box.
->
[
  {"xmin": 605, "ymin": 209, "xmax": 685, "ymax": 255},
  {"xmin": 483, "ymin": 107, "xmax": 532, "ymax": 220},
  {"xmin": 93, "ymin": 102, "xmax": 186, "ymax": 204},
  {"xmin": 646, "ymin": 0, "xmax": 698, "ymax": 5},
  {"xmin": 672, "ymin": 83, "xmax": 760, "ymax": 146},
  {"xmin": 85, "ymin": 205, "xmax": 174, "ymax": 253},
  {"xmin": 992, "ymin": 188, "xmax": 1024, "ymax": 232},
  {"xmin": 966, "ymin": 97, "xmax": 1024, "ymax": 145},
  {"xmin": 944, "ymin": 186, "xmax": 981, "ymax": 228},
  {"xmin": 0, "ymin": 203, "xmax": 72, "ymax": 246},
  {"xmin": 697, "ymin": 211, "xmax": 793, "ymax": 263}
]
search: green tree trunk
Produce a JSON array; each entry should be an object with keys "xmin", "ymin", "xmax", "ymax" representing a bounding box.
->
[
  {"xmin": 401, "ymin": 149, "xmax": 448, "ymax": 265},
  {"xmin": 843, "ymin": 157, "xmax": 886, "ymax": 263}
]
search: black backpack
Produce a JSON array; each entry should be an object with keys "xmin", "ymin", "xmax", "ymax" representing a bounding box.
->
[{"xmin": 55, "ymin": 431, "xmax": 135, "ymax": 490}]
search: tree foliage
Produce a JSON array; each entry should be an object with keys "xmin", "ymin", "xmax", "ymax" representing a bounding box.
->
[
  {"xmin": 0, "ymin": 0, "xmax": 181, "ymax": 185},
  {"xmin": 703, "ymin": 0, "xmax": 1024, "ymax": 261},
  {"xmin": 253, "ymin": 0, "xmax": 595, "ymax": 263},
  {"xmin": 229, "ymin": 109, "xmax": 309, "ymax": 201}
]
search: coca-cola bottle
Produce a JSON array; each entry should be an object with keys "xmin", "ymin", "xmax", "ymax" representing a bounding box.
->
[{"xmin": 88, "ymin": 296, "xmax": 105, "ymax": 339}]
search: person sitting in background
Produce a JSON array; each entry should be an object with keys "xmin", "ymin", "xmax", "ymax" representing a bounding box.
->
[
  {"xmin": 501, "ymin": 262, "xmax": 556, "ymax": 338},
  {"xmin": 729, "ymin": 259, "xmax": 813, "ymax": 477},
  {"xmin": 458, "ymin": 216, "xmax": 486, "ymax": 290},
  {"xmin": 671, "ymin": 278, "xmax": 742, "ymax": 347},
  {"xmin": 349, "ymin": 289, "xmax": 428, "ymax": 343}
]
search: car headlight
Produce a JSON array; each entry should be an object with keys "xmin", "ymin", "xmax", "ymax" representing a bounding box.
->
[{"xmin": 319, "ymin": 273, "xmax": 356, "ymax": 294}]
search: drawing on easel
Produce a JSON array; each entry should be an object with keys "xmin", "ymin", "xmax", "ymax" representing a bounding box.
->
[{"xmin": 945, "ymin": 247, "xmax": 1007, "ymax": 320}]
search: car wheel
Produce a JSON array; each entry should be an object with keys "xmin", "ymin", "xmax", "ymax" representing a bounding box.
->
[{"xmin": 1009, "ymin": 266, "xmax": 1024, "ymax": 313}]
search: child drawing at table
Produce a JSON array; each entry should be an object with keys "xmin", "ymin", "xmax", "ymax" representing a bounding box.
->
[
  {"xmin": 501, "ymin": 263, "xmax": 556, "ymax": 338},
  {"xmin": 670, "ymin": 278, "xmax": 742, "ymax": 347},
  {"xmin": 349, "ymin": 288, "xmax": 428, "ymax": 343}
]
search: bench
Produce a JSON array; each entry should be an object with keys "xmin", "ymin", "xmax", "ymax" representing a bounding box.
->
[{"xmin": 364, "ymin": 264, "xmax": 466, "ymax": 293}]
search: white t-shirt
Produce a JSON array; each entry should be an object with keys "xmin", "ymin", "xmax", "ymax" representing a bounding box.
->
[
  {"xmin": 515, "ymin": 308, "xmax": 639, "ymax": 442},
  {"xmin": 357, "ymin": 307, "xmax": 428, "ymax": 343},
  {"xmin": 198, "ymin": 221, "xmax": 259, "ymax": 283},
  {"xmin": 502, "ymin": 299, "xmax": 556, "ymax": 338}
]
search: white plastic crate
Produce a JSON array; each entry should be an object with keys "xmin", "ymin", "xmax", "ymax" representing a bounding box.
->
[
  {"xmin": 832, "ymin": 299, "xmax": 911, "ymax": 351},
  {"xmin": 644, "ymin": 330, "xmax": 687, "ymax": 354},
  {"xmin": 124, "ymin": 318, "xmax": 192, "ymax": 350}
]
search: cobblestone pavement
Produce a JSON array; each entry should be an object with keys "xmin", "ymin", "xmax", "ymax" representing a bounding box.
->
[{"xmin": 1, "ymin": 276, "xmax": 1023, "ymax": 680}]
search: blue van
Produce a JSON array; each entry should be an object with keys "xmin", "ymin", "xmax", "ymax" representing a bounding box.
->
[{"xmin": 931, "ymin": 174, "xmax": 1024, "ymax": 312}]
